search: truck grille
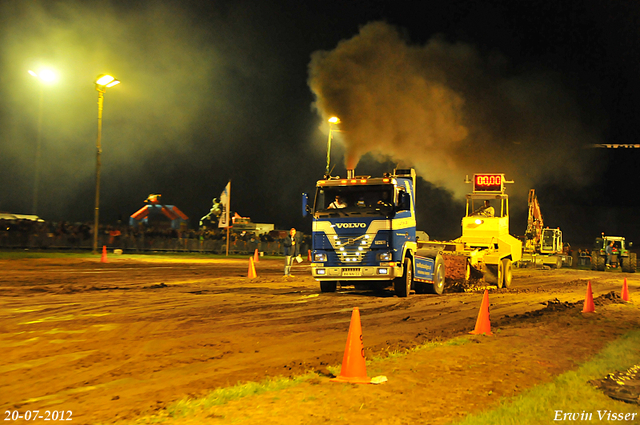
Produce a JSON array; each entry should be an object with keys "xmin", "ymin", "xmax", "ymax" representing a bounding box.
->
[
  {"xmin": 333, "ymin": 233, "xmax": 375, "ymax": 264},
  {"xmin": 342, "ymin": 268, "xmax": 362, "ymax": 276}
]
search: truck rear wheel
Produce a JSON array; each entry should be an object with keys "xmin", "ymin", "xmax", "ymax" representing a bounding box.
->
[
  {"xmin": 425, "ymin": 255, "xmax": 445, "ymax": 295},
  {"xmin": 484, "ymin": 262, "xmax": 504, "ymax": 288},
  {"xmin": 394, "ymin": 258, "xmax": 413, "ymax": 298},
  {"xmin": 502, "ymin": 258, "xmax": 512, "ymax": 289},
  {"xmin": 320, "ymin": 281, "xmax": 337, "ymax": 293}
]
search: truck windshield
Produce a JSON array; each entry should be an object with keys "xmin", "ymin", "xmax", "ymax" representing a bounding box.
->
[
  {"xmin": 468, "ymin": 198, "xmax": 504, "ymax": 218},
  {"xmin": 314, "ymin": 185, "xmax": 394, "ymax": 217}
]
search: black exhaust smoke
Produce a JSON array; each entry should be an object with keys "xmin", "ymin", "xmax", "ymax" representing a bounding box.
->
[{"xmin": 308, "ymin": 21, "xmax": 601, "ymax": 196}]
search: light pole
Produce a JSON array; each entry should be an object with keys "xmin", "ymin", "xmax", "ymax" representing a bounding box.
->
[
  {"xmin": 28, "ymin": 69, "xmax": 57, "ymax": 215},
  {"xmin": 325, "ymin": 116, "xmax": 340, "ymax": 177},
  {"xmin": 93, "ymin": 74, "xmax": 120, "ymax": 254}
]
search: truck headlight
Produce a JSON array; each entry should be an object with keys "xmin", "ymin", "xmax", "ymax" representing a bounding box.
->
[
  {"xmin": 314, "ymin": 253, "xmax": 327, "ymax": 262},
  {"xmin": 378, "ymin": 252, "xmax": 391, "ymax": 261}
]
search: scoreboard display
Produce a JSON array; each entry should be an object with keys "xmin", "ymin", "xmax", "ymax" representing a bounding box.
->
[{"xmin": 473, "ymin": 174, "xmax": 503, "ymax": 192}]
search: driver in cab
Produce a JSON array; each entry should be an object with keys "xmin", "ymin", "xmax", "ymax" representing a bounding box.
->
[
  {"xmin": 377, "ymin": 191, "xmax": 393, "ymax": 207},
  {"xmin": 328, "ymin": 195, "xmax": 347, "ymax": 209},
  {"xmin": 473, "ymin": 200, "xmax": 495, "ymax": 217}
]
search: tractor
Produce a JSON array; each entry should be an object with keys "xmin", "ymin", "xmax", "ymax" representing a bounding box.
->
[{"xmin": 591, "ymin": 236, "xmax": 637, "ymax": 272}]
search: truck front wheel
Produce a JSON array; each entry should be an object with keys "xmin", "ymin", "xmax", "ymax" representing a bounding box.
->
[
  {"xmin": 320, "ymin": 281, "xmax": 337, "ymax": 293},
  {"xmin": 394, "ymin": 258, "xmax": 413, "ymax": 297}
]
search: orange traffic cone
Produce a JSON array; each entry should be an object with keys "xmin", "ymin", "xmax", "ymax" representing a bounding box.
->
[
  {"xmin": 622, "ymin": 277, "xmax": 630, "ymax": 302},
  {"xmin": 308, "ymin": 249, "xmax": 312, "ymax": 262},
  {"xmin": 253, "ymin": 249, "xmax": 260, "ymax": 263},
  {"xmin": 248, "ymin": 257, "xmax": 257, "ymax": 278},
  {"xmin": 582, "ymin": 281, "xmax": 595, "ymax": 313},
  {"xmin": 100, "ymin": 245, "xmax": 108, "ymax": 263},
  {"xmin": 470, "ymin": 290, "xmax": 493, "ymax": 336},
  {"xmin": 331, "ymin": 307, "xmax": 370, "ymax": 384}
]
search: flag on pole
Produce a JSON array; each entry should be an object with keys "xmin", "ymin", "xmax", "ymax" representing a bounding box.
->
[{"xmin": 218, "ymin": 182, "xmax": 231, "ymax": 228}]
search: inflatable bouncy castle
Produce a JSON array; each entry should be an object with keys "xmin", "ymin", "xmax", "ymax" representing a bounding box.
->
[{"xmin": 129, "ymin": 194, "xmax": 188, "ymax": 229}]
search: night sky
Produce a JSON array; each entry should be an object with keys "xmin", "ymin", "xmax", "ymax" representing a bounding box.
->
[{"xmin": 1, "ymin": 0, "xmax": 639, "ymax": 245}]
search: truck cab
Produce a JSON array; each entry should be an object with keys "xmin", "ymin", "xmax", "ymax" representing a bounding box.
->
[{"xmin": 304, "ymin": 168, "xmax": 444, "ymax": 296}]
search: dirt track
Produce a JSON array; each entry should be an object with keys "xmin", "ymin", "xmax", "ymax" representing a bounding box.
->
[{"xmin": 1, "ymin": 256, "xmax": 639, "ymax": 424}]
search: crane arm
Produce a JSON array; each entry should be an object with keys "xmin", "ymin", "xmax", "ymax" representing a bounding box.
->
[{"xmin": 525, "ymin": 189, "xmax": 543, "ymax": 250}]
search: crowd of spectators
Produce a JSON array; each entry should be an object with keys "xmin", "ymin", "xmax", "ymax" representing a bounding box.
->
[
  {"xmin": 576, "ymin": 248, "xmax": 592, "ymax": 266},
  {"xmin": 0, "ymin": 218, "xmax": 310, "ymax": 255}
]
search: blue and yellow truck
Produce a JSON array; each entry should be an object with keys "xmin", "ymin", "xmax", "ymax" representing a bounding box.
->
[
  {"xmin": 304, "ymin": 170, "xmax": 521, "ymax": 296},
  {"xmin": 303, "ymin": 168, "xmax": 445, "ymax": 296}
]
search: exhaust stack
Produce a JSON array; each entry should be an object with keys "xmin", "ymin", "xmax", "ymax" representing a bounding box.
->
[{"xmin": 347, "ymin": 169, "xmax": 355, "ymax": 179}]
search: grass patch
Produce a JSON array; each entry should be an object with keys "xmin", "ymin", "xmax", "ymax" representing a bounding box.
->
[
  {"xmin": 122, "ymin": 372, "xmax": 319, "ymax": 424},
  {"xmin": 0, "ymin": 250, "xmax": 94, "ymax": 259},
  {"xmin": 109, "ymin": 331, "xmax": 639, "ymax": 424},
  {"xmin": 335, "ymin": 336, "xmax": 475, "ymax": 381},
  {"xmin": 368, "ymin": 334, "xmax": 474, "ymax": 363},
  {"xmin": 452, "ymin": 329, "xmax": 640, "ymax": 425},
  {"xmin": 116, "ymin": 335, "xmax": 474, "ymax": 424}
]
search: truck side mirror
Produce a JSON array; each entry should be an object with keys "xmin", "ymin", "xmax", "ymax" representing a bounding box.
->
[{"xmin": 302, "ymin": 193, "xmax": 310, "ymax": 217}]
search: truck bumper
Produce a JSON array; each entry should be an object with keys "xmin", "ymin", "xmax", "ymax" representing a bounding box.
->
[{"xmin": 312, "ymin": 264, "xmax": 401, "ymax": 280}]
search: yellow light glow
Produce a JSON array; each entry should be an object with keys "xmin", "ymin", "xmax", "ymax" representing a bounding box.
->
[
  {"xmin": 29, "ymin": 69, "xmax": 58, "ymax": 84},
  {"xmin": 39, "ymin": 69, "xmax": 57, "ymax": 83},
  {"xmin": 96, "ymin": 74, "xmax": 116, "ymax": 86},
  {"xmin": 328, "ymin": 116, "xmax": 340, "ymax": 124},
  {"xmin": 105, "ymin": 80, "xmax": 120, "ymax": 88}
]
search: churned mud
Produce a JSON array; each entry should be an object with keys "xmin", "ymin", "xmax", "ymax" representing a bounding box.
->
[{"xmin": 1, "ymin": 256, "xmax": 639, "ymax": 424}]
